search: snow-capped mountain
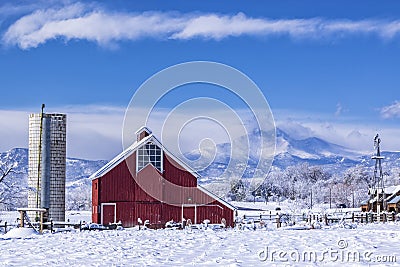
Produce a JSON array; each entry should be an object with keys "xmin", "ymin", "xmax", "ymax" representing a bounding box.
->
[
  {"xmin": 2, "ymin": 130, "xmax": 399, "ymax": 184},
  {"xmin": 0, "ymin": 148, "xmax": 107, "ymax": 210},
  {"xmin": 1, "ymin": 129, "xmax": 399, "ymax": 210},
  {"xmin": 0, "ymin": 148, "xmax": 107, "ymax": 187},
  {"xmin": 273, "ymin": 128, "xmax": 363, "ymax": 169},
  {"xmin": 184, "ymin": 128, "xmax": 399, "ymax": 180}
]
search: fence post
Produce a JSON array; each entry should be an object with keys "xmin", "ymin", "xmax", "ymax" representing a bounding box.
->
[
  {"xmin": 50, "ymin": 219, "xmax": 54, "ymax": 233},
  {"xmin": 383, "ymin": 213, "xmax": 386, "ymax": 223},
  {"xmin": 352, "ymin": 213, "xmax": 354, "ymax": 223},
  {"xmin": 392, "ymin": 212, "xmax": 395, "ymax": 222},
  {"xmin": 324, "ymin": 214, "xmax": 328, "ymax": 226},
  {"xmin": 4, "ymin": 221, "xmax": 7, "ymax": 234},
  {"xmin": 360, "ymin": 214, "xmax": 363, "ymax": 223},
  {"xmin": 276, "ymin": 213, "xmax": 281, "ymax": 228}
]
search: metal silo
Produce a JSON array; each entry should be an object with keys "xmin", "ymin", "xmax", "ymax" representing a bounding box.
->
[{"xmin": 28, "ymin": 106, "xmax": 66, "ymax": 222}]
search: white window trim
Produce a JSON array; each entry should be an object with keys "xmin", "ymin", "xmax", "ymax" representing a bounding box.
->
[{"xmin": 136, "ymin": 142, "xmax": 164, "ymax": 173}]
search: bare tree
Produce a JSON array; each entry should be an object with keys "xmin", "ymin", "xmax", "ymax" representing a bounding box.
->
[
  {"xmin": 0, "ymin": 163, "xmax": 26, "ymax": 210},
  {"xmin": 0, "ymin": 165, "xmax": 13, "ymax": 184},
  {"xmin": 66, "ymin": 185, "xmax": 92, "ymax": 211},
  {"xmin": 228, "ymin": 178, "xmax": 247, "ymax": 201}
]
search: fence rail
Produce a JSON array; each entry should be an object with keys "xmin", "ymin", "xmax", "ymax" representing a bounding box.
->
[
  {"xmin": 0, "ymin": 220, "xmax": 83, "ymax": 234},
  {"xmin": 239, "ymin": 211, "xmax": 398, "ymax": 228},
  {"xmin": 0, "ymin": 222, "xmax": 19, "ymax": 233}
]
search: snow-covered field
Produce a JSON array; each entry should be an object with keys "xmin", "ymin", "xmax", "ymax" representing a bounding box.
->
[{"xmin": 1, "ymin": 216, "xmax": 400, "ymax": 266}]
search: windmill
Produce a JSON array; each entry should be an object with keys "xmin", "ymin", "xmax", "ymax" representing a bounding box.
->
[{"xmin": 371, "ymin": 134, "xmax": 385, "ymax": 212}]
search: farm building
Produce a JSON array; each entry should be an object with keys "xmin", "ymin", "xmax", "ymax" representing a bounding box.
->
[
  {"xmin": 90, "ymin": 127, "xmax": 236, "ymax": 228},
  {"xmin": 362, "ymin": 185, "xmax": 400, "ymax": 213}
]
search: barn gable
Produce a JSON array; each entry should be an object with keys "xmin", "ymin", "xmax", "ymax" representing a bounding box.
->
[{"xmin": 90, "ymin": 134, "xmax": 200, "ymax": 181}]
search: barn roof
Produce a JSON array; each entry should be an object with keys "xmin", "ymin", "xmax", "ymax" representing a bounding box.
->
[
  {"xmin": 388, "ymin": 195, "xmax": 400, "ymax": 204},
  {"xmin": 90, "ymin": 132, "xmax": 201, "ymax": 180},
  {"xmin": 197, "ymin": 185, "xmax": 236, "ymax": 210}
]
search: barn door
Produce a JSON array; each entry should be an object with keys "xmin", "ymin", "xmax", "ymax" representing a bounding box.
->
[
  {"xmin": 101, "ymin": 203, "xmax": 116, "ymax": 225},
  {"xmin": 182, "ymin": 206, "xmax": 196, "ymax": 224}
]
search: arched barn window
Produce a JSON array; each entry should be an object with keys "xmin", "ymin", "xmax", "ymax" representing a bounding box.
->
[{"xmin": 137, "ymin": 142, "xmax": 163, "ymax": 173}]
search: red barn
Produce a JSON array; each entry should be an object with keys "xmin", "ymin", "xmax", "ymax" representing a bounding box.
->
[{"xmin": 90, "ymin": 127, "xmax": 236, "ymax": 228}]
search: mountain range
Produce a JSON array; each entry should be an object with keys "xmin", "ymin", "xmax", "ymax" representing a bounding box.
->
[
  {"xmin": 185, "ymin": 128, "xmax": 400, "ymax": 182},
  {"xmin": 1, "ymin": 128, "xmax": 399, "ymax": 200},
  {"xmin": 0, "ymin": 148, "xmax": 107, "ymax": 195}
]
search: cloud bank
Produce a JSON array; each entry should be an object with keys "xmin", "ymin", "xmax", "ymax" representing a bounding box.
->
[
  {"xmin": 2, "ymin": 2, "xmax": 400, "ymax": 49},
  {"xmin": 380, "ymin": 101, "xmax": 400, "ymax": 119},
  {"xmin": 2, "ymin": 104, "xmax": 400, "ymax": 161},
  {"xmin": 0, "ymin": 105, "xmax": 125, "ymax": 160}
]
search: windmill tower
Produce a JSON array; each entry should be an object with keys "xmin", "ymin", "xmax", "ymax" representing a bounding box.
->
[{"xmin": 370, "ymin": 134, "xmax": 385, "ymax": 212}]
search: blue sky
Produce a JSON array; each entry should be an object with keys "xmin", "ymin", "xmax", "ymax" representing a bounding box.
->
[{"xmin": 0, "ymin": 0, "xmax": 400, "ymax": 159}]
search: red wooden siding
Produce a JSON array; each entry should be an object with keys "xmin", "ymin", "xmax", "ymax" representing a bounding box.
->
[
  {"xmin": 135, "ymin": 164, "xmax": 163, "ymax": 202},
  {"xmin": 102, "ymin": 204, "xmax": 115, "ymax": 225},
  {"xmin": 137, "ymin": 130, "xmax": 150, "ymax": 142},
  {"xmin": 115, "ymin": 202, "xmax": 135, "ymax": 227},
  {"xmin": 92, "ymin": 178, "xmax": 99, "ymax": 223},
  {"xmin": 99, "ymin": 156, "xmax": 136, "ymax": 203},
  {"xmin": 92, "ymin": 138, "xmax": 235, "ymax": 227},
  {"xmin": 163, "ymin": 154, "xmax": 197, "ymax": 187}
]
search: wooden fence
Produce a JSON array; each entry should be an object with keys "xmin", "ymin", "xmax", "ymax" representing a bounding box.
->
[
  {"xmin": 240, "ymin": 211, "xmax": 398, "ymax": 228},
  {"xmin": 0, "ymin": 220, "xmax": 84, "ymax": 234},
  {"xmin": 0, "ymin": 221, "xmax": 9, "ymax": 233}
]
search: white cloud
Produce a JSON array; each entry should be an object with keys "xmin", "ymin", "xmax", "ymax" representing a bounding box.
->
[
  {"xmin": 276, "ymin": 119, "xmax": 314, "ymax": 140},
  {"xmin": 2, "ymin": 104, "xmax": 400, "ymax": 161},
  {"xmin": 274, "ymin": 108, "xmax": 400, "ymax": 152},
  {"xmin": 0, "ymin": 110, "xmax": 29, "ymax": 152},
  {"xmin": 335, "ymin": 102, "xmax": 343, "ymax": 117},
  {"xmin": 380, "ymin": 101, "xmax": 400, "ymax": 119},
  {"xmin": 2, "ymin": 3, "xmax": 400, "ymax": 49},
  {"xmin": 0, "ymin": 105, "xmax": 125, "ymax": 160}
]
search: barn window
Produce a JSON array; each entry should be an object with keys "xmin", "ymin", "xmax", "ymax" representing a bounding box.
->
[{"xmin": 137, "ymin": 142, "xmax": 163, "ymax": 173}]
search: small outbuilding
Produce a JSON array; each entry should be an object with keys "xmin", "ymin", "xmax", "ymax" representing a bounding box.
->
[{"xmin": 90, "ymin": 127, "xmax": 236, "ymax": 228}]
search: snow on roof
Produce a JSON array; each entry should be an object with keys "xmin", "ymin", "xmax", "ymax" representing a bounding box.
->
[
  {"xmin": 17, "ymin": 208, "xmax": 47, "ymax": 212},
  {"xmin": 197, "ymin": 185, "xmax": 236, "ymax": 211},
  {"xmin": 384, "ymin": 185, "xmax": 400, "ymax": 195},
  {"xmin": 90, "ymin": 135, "xmax": 152, "ymax": 180},
  {"xmin": 368, "ymin": 185, "xmax": 400, "ymax": 198},
  {"xmin": 369, "ymin": 196, "xmax": 378, "ymax": 203},
  {"xmin": 388, "ymin": 195, "xmax": 400, "ymax": 204},
  {"xmin": 135, "ymin": 126, "xmax": 152, "ymax": 135},
  {"xmin": 90, "ymin": 132, "xmax": 201, "ymax": 180}
]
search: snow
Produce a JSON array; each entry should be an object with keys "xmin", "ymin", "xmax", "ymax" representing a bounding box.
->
[
  {"xmin": 0, "ymin": 223, "xmax": 399, "ymax": 265},
  {"xmin": 3, "ymin": 228, "xmax": 37, "ymax": 238},
  {"xmin": 1, "ymin": 209, "xmax": 400, "ymax": 265}
]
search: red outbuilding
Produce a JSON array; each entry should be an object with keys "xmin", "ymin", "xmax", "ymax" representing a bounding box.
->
[{"xmin": 91, "ymin": 127, "xmax": 236, "ymax": 228}]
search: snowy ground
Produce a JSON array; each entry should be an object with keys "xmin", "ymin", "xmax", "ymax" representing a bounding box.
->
[
  {"xmin": 1, "ymin": 221, "xmax": 399, "ymax": 265},
  {"xmin": 1, "ymin": 208, "xmax": 400, "ymax": 266}
]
